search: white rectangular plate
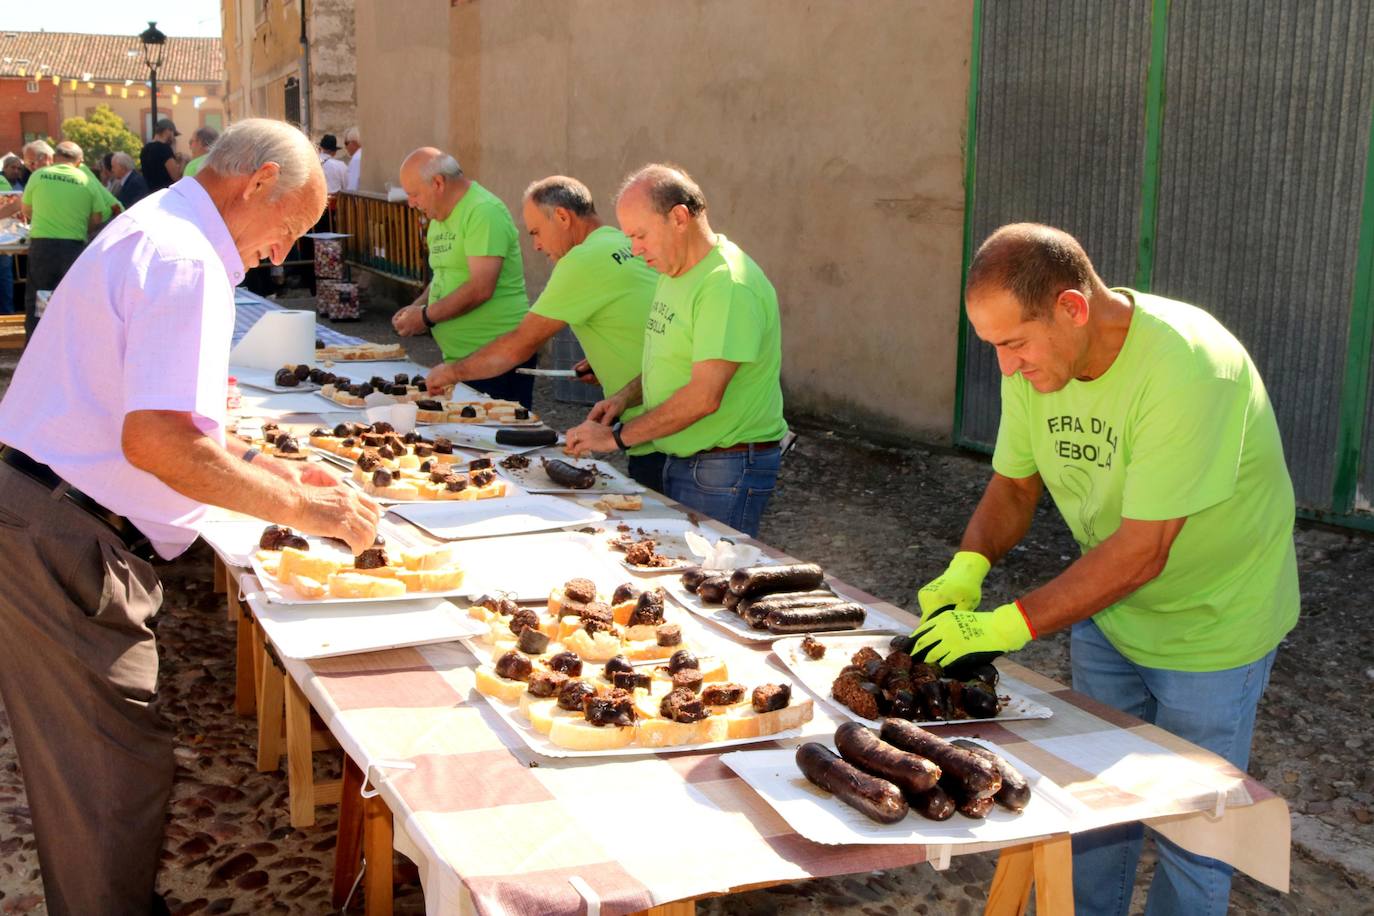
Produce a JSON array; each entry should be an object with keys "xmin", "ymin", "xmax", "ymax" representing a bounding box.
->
[
  {"xmin": 720, "ymin": 740, "xmax": 1077, "ymax": 845},
  {"xmin": 661, "ymin": 576, "xmax": 907, "ymax": 643},
  {"xmin": 342, "ymin": 473, "xmax": 524, "ymax": 505},
  {"xmin": 231, "ymin": 364, "xmax": 322, "ymax": 393},
  {"xmin": 421, "ymin": 530, "xmax": 631, "ymax": 602},
  {"xmin": 592, "ymin": 516, "xmax": 728, "ymax": 573},
  {"xmin": 771, "ymin": 633, "xmax": 1053, "ymax": 727},
  {"xmin": 496, "ymin": 451, "xmax": 645, "ymax": 495},
  {"xmin": 198, "ymin": 519, "xmax": 275, "ymax": 567},
  {"xmin": 388, "ymin": 494, "xmax": 606, "ymax": 540},
  {"xmin": 248, "ymin": 537, "xmax": 477, "ymax": 605},
  {"xmin": 243, "ymin": 576, "xmax": 486, "ymax": 659}
]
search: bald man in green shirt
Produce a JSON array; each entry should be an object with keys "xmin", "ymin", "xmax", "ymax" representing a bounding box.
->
[
  {"xmin": 20, "ymin": 140, "xmax": 104, "ymax": 335},
  {"xmin": 565, "ymin": 164, "xmax": 787, "ymax": 535}
]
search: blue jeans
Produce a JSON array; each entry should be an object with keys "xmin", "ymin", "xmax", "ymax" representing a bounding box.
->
[
  {"xmin": 0, "ymin": 255, "xmax": 13, "ymax": 315},
  {"xmin": 1070, "ymin": 617, "xmax": 1277, "ymax": 916},
  {"xmin": 626, "ymin": 451, "xmax": 668, "ymax": 492},
  {"xmin": 662, "ymin": 445, "xmax": 781, "ymax": 537}
]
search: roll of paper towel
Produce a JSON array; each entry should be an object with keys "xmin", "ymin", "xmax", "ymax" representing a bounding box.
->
[{"xmin": 229, "ymin": 310, "xmax": 317, "ymax": 370}]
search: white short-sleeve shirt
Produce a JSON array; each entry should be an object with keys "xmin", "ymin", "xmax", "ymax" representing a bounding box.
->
[
  {"xmin": 346, "ymin": 148, "xmax": 362, "ymax": 192},
  {"xmin": 0, "ymin": 178, "xmax": 246, "ymax": 558}
]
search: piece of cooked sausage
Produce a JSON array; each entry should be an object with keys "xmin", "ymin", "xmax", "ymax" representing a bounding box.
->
[
  {"xmin": 738, "ymin": 590, "xmax": 844, "ymax": 627},
  {"xmin": 952, "ymin": 740, "xmax": 1031, "ymax": 812},
  {"xmin": 834, "ymin": 721, "xmax": 941, "ymax": 796},
  {"xmin": 680, "ymin": 567, "xmax": 709, "ymax": 593},
  {"xmin": 696, "ymin": 575, "xmax": 731, "ymax": 604},
  {"xmin": 795, "ymin": 743, "xmax": 909, "ymax": 825},
  {"xmin": 957, "ymin": 794, "xmax": 995, "ymax": 818},
  {"xmin": 728, "ymin": 563, "xmax": 826, "ymax": 598},
  {"xmin": 908, "ymin": 785, "xmax": 957, "ymax": 821},
  {"xmin": 765, "ymin": 603, "xmax": 868, "ymax": 633},
  {"xmin": 878, "ymin": 720, "xmax": 1002, "ymax": 801},
  {"xmin": 541, "ymin": 457, "xmax": 597, "ymax": 489},
  {"xmin": 495, "ymin": 427, "xmax": 558, "ymax": 447},
  {"xmin": 723, "ymin": 590, "xmax": 743, "ymax": 612}
]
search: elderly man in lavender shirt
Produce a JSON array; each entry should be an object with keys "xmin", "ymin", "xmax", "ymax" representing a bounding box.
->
[{"xmin": 0, "ymin": 119, "xmax": 379, "ymax": 916}]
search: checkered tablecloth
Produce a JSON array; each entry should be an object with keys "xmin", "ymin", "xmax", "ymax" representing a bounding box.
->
[
  {"xmin": 232, "ymin": 288, "xmax": 364, "ymax": 348},
  {"xmin": 246, "ymin": 511, "xmax": 1290, "ymax": 916}
]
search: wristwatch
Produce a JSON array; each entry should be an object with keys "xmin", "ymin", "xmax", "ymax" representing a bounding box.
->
[
  {"xmin": 611, "ymin": 422, "xmax": 628, "ymax": 452},
  {"xmin": 241, "ymin": 447, "xmax": 261, "ymax": 464},
  {"xmin": 420, "ymin": 304, "xmax": 436, "ymax": 328}
]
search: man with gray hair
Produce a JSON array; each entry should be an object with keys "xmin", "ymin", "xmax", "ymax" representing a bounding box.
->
[
  {"xmin": 20, "ymin": 139, "xmax": 105, "ymax": 334},
  {"xmin": 181, "ymin": 125, "xmax": 220, "ymax": 178},
  {"xmin": 426, "ymin": 175, "xmax": 664, "ymax": 486},
  {"xmin": 394, "ymin": 147, "xmax": 534, "ymax": 406},
  {"xmin": 565, "ymin": 164, "xmax": 787, "ymax": 535},
  {"xmin": 344, "ymin": 125, "xmax": 362, "ymax": 191},
  {"xmin": 112, "ymin": 151, "xmax": 150, "ymax": 209},
  {"xmin": 57, "ymin": 140, "xmax": 123, "ymax": 228},
  {"xmin": 0, "ymin": 117, "xmax": 379, "ymax": 915}
]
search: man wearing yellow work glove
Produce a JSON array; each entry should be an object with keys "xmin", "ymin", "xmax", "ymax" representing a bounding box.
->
[
  {"xmin": 909, "ymin": 600, "xmax": 1037, "ymax": 668},
  {"xmin": 916, "ymin": 550, "xmax": 991, "ymax": 623}
]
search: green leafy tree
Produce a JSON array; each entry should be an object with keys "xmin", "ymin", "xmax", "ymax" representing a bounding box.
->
[{"xmin": 60, "ymin": 105, "xmax": 142, "ymax": 162}]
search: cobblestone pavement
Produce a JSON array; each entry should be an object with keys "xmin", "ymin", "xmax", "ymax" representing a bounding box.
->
[{"xmin": 1, "ymin": 302, "xmax": 1371, "ymax": 914}]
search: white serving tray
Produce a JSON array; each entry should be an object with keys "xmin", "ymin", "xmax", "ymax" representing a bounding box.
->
[
  {"xmin": 387, "ymin": 494, "xmax": 606, "ymax": 540},
  {"xmin": 496, "ymin": 450, "xmax": 645, "ymax": 495},
  {"xmin": 242, "ymin": 575, "xmax": 486, "ymax": 660},
  {"xmin": 595, "ymin": 516, "xmax": 727, "ymax": 573},
  {"xmin": 342, "ymin": 472, "xmax": 523, "ymax": 505},
  {"xmin": 198, "ymin": 519, "xmax": 276, "ymax": 567},
  {"xmin": 771, "ymin": 633, "xmax": 1053, "ymax": 728},
  {"xmin": 231, "ymin": 364, "xmax": 321, "ymax": 393},
  {"xmin": 415, "ymin": 423, "xmax": 563, "ymax": 454},
  {"xmin": 468, "ymin": 652, "xmax": 842, "ymax": 758},
  {"xmin": 248, "ymin": 538, "xmax": 477, "ymax": 605},
  {"xmin": 660, "ymin": 576, "xmax": 907, "ymax": 644},
  {"xmin": 720, "ymin": 739, "xmax": 1078, "ymax": 845}
]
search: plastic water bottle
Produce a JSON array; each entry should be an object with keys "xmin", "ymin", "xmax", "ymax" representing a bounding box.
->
[{"xmin": 226, "ymin": 376, "xmax": 242, "ymax": 414}]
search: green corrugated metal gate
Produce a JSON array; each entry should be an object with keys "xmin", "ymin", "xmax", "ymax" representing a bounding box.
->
[{"xmin": 954, "ymin": 0, "xmax": 1374, "ymax": 531}]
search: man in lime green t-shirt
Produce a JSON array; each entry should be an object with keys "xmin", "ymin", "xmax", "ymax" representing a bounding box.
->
[
  {"xmin": 20, "ymin": 140, "xmax": 104, "ymax": 335},
  {"xmin": 182, "ymin": 125, "xmax": 219, "ymax": 179},
  {"xmin": 425, "ymin": 175, "xmax": 664, "ymax": 487},
  {"xmin": 57, "ymin": 141, "xmax": 122, "ymax": 228},
  {"xmin": 910, "ymin": 223, "xmax": 1297, "ymax": 916},
  {"xmin": 393, "ymin": 147, "xmax": 532, "ymax": 407},
  {"xmin": 565, "ymin": 164, "xmax": 787, "ymax": 535}
]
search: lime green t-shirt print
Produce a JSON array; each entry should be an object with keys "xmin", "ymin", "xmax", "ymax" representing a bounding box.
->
[
  {"xmin": 639, "ymin": 235, "xmax": 787, "ymax": 458},
  {"xmin": 991, "ymin": 290, "xmax": 1298, "ymax": 672}
]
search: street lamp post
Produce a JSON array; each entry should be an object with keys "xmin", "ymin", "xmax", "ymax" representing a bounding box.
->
[{"xmin": 139, "ymin": 21, "xmax": 166, "ymax": 139}]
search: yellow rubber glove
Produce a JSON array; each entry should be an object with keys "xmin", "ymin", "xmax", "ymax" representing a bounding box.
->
[
  {"xmin": 916, "ymin": 551, "xmax": 991, "ymax": 624},
  {"xmin": 909, "ymin": 601, "xmax": 1035, "ymax": 667}
]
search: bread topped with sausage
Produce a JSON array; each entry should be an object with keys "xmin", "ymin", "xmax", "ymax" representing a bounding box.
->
[{"xmin": 254, "ymin": 529, "xmax": 464, "ymax": 600}]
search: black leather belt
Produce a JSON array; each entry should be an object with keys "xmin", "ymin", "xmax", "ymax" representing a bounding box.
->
[{"xmin": 0, "ymin": 445, "xmax": 158, "ymax": 561}]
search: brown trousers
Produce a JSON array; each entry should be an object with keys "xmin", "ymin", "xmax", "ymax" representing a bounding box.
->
[{"xmin": 0, "ymin": 463, "xmax": 172, "ymax": 916}]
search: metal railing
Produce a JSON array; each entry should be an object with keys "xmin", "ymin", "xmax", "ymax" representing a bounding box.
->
[{"xmin": 334, "ymin": 191, "xmax": 429, "ymax": 287}]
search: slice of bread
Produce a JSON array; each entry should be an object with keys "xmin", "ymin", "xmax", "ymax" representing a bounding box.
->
[
  {"xmin": 396, "ymin": 568, "xmax": 465, "ymax": 592},
  {"xmin": 638, "ymin": 715, "xmax": 729, "ymax": 748},
  {"xmin": 401, "ymin": 545, "xmax": 456, "ymax": 571},
  {"xmin": 278, "ymin": 546, "xmax": 344, "ymax": 583},
  {"xmin": 473, "ymin": 666, "xmax": 530, "ymax": 703},
  {"xmin": 723, "ymin": 698, "xmax": 813, "ymax": 739},
  {"xmin": 562, "ymin": 627, "xmax": 623, "ymax": 662},
  {"xmin": 548, "ymin": 717, "xmax": 635, "ymax": 751},
  {"xmin": 328, "ymin": 572, "xmax": 408, "ymax": 599},
  {"xmin": 289, "ymin": 574, "xmax": 328, "ymax": 600}
]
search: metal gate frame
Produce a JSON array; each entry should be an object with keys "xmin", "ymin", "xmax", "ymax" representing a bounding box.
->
[{"xmin": 952, "ymin": 0, "xmax": 1374, "ymax": 532}]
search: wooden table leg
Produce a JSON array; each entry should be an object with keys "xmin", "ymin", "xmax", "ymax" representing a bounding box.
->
[
  {"xmin": 363, "ymin": 790, "xmax": 395, "ymax": 916},
  {"xmin": 254, "ymin": 628, "xmax": 285, "ymax": 773},
  {"xmin": 332, "ymin": 757, "xmax": 365, "ymax": 908},
  {"xmin": 984, "ymin": 836, "xmax": 1074, "ymax": 916},
  {"xmin": 232, "ymin": 591, "xmax": 257, "ymax": 717},
  {"xmin": 213, "ymin": 554, "xmax": 227, "ymax": 595},
  {"xmin": 285, "ymin": 675, "xmax": 317, "ymax": 828},
  {"xmin": 637, "ymin": 903, "xmax": 695, "ymax": 915},
  {"xmin": 1032, "ymin": 834, "xmax": 1074, "ymax": 916},
  {"xmin": 985, "ymin": 842, "xmax": 1035, "ymax": 916}
]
